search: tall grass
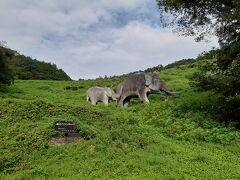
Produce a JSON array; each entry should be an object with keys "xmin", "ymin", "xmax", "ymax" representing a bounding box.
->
[{"xmin": 0, "ymin": 65, "xmax": 240, "ymax": 179}]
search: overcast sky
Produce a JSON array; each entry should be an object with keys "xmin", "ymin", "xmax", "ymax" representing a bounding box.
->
[{"xmin": 0, "ymin": 0, "xmax": 218, "ymax": 79}]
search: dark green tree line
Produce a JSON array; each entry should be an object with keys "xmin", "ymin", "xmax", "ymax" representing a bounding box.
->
[
  {"xmin": 12, "ymin": 55, "xmax": 71, "ymax": 80},
  {"xmin": 0, "ymin": 43, "xmax": 71, "ymax": 83}
]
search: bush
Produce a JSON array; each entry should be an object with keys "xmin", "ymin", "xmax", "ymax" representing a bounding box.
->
[
  {"xmin": 190, "ymin": 59, "xmax": 240, "ymax": 127},
  {"xmin": 0, "ymin": 46, "xmax": 14, "ymax": 85}
]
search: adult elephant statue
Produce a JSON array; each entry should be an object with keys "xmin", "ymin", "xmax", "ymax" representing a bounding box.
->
[{"xmin": 116, "ymin": 72, "xmax": 178, "ymax": 107}]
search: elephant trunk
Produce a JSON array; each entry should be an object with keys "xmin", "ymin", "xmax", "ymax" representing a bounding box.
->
[{"xmin": 113, "ymin": 85, "xmax": 123, "ymax": 100}]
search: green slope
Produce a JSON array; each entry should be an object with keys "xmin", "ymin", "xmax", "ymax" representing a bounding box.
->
[{"xmin": 0, "ymin": 64, "xmax": 240, "ymax": 179}]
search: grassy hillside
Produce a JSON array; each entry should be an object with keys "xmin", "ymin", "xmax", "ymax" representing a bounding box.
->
[{"xmin": 0, "ymin": 63, "xmax": 240, "ymax": 179}]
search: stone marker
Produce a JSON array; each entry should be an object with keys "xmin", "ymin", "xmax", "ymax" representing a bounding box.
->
[
  {"xmin": 50, "ymin": 121, "xmax": 80, "ymax": 144},
  {"xmin": 55, "ymin": 121, "xmax": 77, "ymax": 134}
]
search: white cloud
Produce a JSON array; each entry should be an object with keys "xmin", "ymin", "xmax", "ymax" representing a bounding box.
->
[{"xmin": 0, "ymin": 0, "xmax": 218, "ymax": 79}]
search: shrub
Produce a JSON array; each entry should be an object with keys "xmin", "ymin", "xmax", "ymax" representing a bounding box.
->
[{"xmin": 0, "ymin": 46, "xmax": 14, "ymax": 85}]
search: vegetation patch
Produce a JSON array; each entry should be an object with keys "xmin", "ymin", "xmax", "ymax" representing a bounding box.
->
[{"xmin": 0, "ymin": 63, "xmax": 240, "ymax": 179}]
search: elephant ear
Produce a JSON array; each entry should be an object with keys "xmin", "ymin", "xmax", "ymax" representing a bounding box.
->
[{"xmin": 145, "ymin": 73, "xmax": 153, "ymax": 86}]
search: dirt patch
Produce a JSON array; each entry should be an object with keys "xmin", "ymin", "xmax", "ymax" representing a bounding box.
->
[{"xmin": 49, "ymin": 133, "xmax": 81, "ymax": 145}]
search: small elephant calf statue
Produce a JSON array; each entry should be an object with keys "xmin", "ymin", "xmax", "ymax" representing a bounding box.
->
[{"xmin": 86, "ymin": 86, "xmax": 118, "ymax": 106}]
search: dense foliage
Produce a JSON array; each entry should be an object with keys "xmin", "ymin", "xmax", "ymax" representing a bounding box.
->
[
  {"xmin": 156, "ymin": 0, "xmax": 240, "ymax": 43},
  {"xmin": 157, "ymin": 0, "xmax": 240, "ymax": 126},
  {"xmin": 12, "ymin": 55, "xmax": 71, "ymax": 81},
  {"xmin": 0, "ymin": 45, "xmax": 14, "ymax": 85},
  {"xmin": 190, "ymin": 58, "xmax": 240, "ymax": 126}
]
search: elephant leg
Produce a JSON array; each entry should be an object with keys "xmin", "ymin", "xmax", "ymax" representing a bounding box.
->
[
  {"xmin": 138, "ymin": 90, "xmax": 149, "ymax": 104},
  {"xmin": 143, "ymin": 88, "xmax": 150, "ymax": 103},
  {"xmin": 142, "ymin": 93, "xmax": 150, "ymax": 103},
  {"xmin": 91, "ymin": 101, "xmax": 97, "ymax": 105},
  {"xmin": 90, "ymin": 98, "xmax": 97, "ymax": 105},
  {"xmin": 103, "ymin": 96, "xmax": 109, "ymax": 106},
  {"xmin": 123, "ymin": 98, "xmax": 130, "ymax": 108},
  {"xmin": 118, "ymin": 95, "xmax": 126, "ymax": 107},
  {"xmin": 123, "ymin": 102, "xmax": 129, "ymax": 108}
]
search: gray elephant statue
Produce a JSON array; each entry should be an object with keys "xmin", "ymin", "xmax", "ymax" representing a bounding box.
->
[
  {"xmin": 86, "ymin": 86, "xmax": 119, "ymax": 106},
  {"xmin": 115, "ymin": 72, "xmax": 178, "ymax": 107}
]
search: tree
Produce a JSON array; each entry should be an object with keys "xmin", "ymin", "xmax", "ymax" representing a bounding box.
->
[
  {"xmin": 156, "ymin": 0, "xmax": 240, "ymax": 84},
  {"xmin": 157, "ymin": 0, "xmax": 240, "ymax": 43},
  {"xmin": 11, "ymin": 55, "xmax": 72, "ymax": 80},
  {"xmin": 0, "ymin": 43, "xmax": 14, "ymax": 85},
  {"xmin": 156, "ymin": 0, "xmax": 240, "ymax": 126}
]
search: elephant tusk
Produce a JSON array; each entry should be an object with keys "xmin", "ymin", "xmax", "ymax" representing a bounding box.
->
[{"xmin": 162, "ymin": 89, "xmax": 180, "ymax": 96}]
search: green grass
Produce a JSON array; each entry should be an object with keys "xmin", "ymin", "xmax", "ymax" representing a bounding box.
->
[{"xmin": 1, "ymin": 66, "xmax": 240, "ymax": 179}]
